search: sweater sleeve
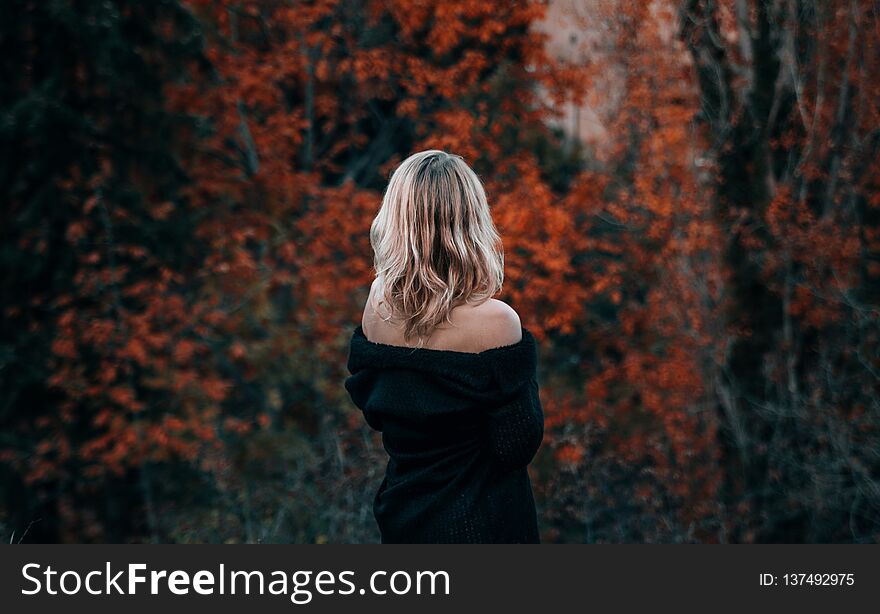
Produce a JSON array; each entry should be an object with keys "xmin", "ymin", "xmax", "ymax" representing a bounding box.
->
[{"xmin": 485, "ymin": 377, "xmax": 544, "ymax": 471}]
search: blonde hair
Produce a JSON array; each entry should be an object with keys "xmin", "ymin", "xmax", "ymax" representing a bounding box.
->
[{"xmin": 369, "ymin": 150, "xmax": 505, "ymax": 346}]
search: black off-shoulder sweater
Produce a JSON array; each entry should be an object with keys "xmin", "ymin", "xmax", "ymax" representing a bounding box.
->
[{"xmin": 344, "ymin": 324, "xmax": 544, "ymax": 544}]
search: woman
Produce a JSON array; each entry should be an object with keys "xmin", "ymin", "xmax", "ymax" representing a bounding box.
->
[{"xmin": 344, "ymin": 150, "xmax": 544, "ymax": 544}]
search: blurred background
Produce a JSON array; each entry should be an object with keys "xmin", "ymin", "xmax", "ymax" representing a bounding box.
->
[{"xmin": 1, "ymin": 0, "xmax": 878, "ymax": 543}]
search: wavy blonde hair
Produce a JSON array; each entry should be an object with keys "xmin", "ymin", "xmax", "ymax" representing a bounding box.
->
[{"xmin": 369, "ymin": 150, "xmax": 505, "ymax": 346}]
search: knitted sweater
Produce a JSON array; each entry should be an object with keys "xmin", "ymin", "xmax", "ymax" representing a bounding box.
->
[{"xmin": 344, "ymin": 324, "xmax": 544, "ymax": 544}]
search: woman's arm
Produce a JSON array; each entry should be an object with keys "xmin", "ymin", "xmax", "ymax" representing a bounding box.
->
[{"xmin": 485, "ymin": 378, "xmax": 544, "ymax": 471}]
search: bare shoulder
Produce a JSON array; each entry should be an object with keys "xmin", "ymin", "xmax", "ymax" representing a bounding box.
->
[
  {"xmin": 465, "ymin": 298, "xmax": 523, "ymax": 351},
  {"xmin": 361, "ymin": 278, "xmax": 386, "ymax": 336},
  {"xmin": 361, "ymin": 283, "xmax": 522, "ymax": 353}
]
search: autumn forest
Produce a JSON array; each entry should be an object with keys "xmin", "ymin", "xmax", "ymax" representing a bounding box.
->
[{"xmin": 1, "ymin": 0, "xmax": 878, "ymax": 543}]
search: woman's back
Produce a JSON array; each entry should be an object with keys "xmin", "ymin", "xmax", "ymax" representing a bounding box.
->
[{"xmin": 345, "ymin": 312, "xmax": 544, "ymax": 543}]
